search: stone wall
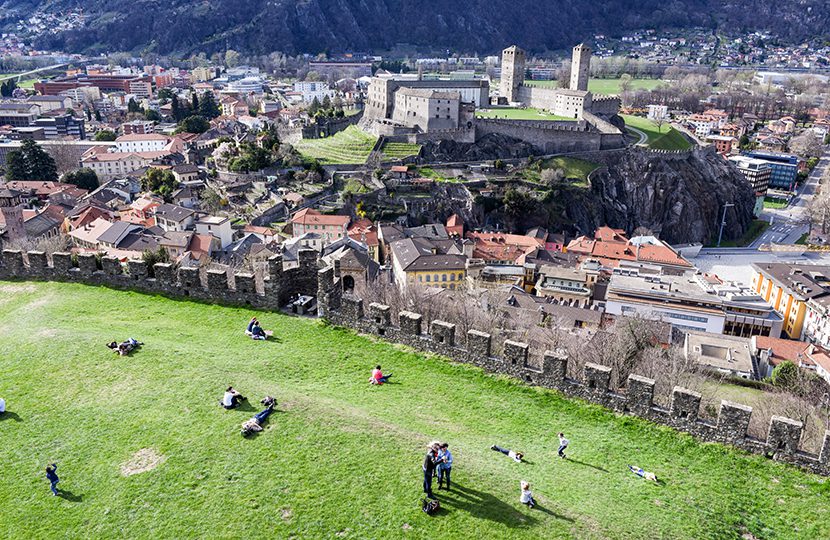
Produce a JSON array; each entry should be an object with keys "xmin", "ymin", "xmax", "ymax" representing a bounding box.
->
[
  {"xmin": 475, "ymin": 118, "xmax": 606, "ymax": 154},
  {"xmin": 4, "ymin": 248, "xmax": 827, "ymax": 477},
  {"xmin": 317, "ymin": 269, "xmax": 830, "ymax": 477},
  {"xmin": 0, "ymin": 248, "xmax": 320, "ymax": 311}
]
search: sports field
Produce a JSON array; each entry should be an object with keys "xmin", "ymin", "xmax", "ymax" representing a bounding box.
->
[{"xmin": 1, "ymin": 282, "xmax": 828, "ymax": 539}]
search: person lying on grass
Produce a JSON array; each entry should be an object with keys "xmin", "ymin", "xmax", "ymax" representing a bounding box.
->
[
  {"xmin": 369, "ymin": 365, "xmax": 392, "ymax": 385},
  {"xmin": 106, "ymin": 338, "xmax": 142, "ymax": 356},
  {"xmin": 491, "ymin": 445, "xmax": 523, "ymax": 462},
  {"xmin": 241, "ymin": 397, "xmax": 276, "ymax": 437},
  {"xmin": 628, "ymin": 464, "xmax": 658, "ymax": 483}
]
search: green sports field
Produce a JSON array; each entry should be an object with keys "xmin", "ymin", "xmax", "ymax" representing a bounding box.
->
[{"xmin": 1, "ymin": 282, "xmax": 828, "ymax": 539}]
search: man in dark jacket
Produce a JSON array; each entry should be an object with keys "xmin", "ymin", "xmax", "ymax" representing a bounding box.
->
[
  {"xmin": 45, "ymin": 463, "xmax": 59, "ymax": 496},
  {"xmin": 423, "ymin": 442, "xmax": 439, "ymax": 499}
]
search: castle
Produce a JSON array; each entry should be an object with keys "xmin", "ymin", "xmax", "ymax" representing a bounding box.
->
[
  {"xmin": 2, "ymin": 247, "xmax": 830, "ymax": 478},
  {"xmin": 361, "ymin": 43, "xmax": 625, "ymax": 154}
]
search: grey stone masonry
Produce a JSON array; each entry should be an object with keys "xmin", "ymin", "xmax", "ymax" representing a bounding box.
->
[
  {"xmin": 767, "ymin": 416, "xmax": 803, "ymax": 456},
  {"xmin": 206, "ymin": 268, "xmax": 228, "ymax": 292},
  {"xmin": 3, "ymin": 250, "xmax": 24, "ymax": 275},
  {"xmin": 430, "ymin": 320, "xmax": 455, "ymax": 346},
  {"xmin": 671, "ymin": 387, "xmax": 702, "ymax": 424},
  {"xmin": 52, "ymin": 252, "xmax": 72, "ymax": 273},
  {"xmin": 626, "ymin": 374, "xmax": 655, "ymax": 416},
  {"xmin": 154, "ymin": 263, "xmax": 175, "ymax": 284},
  {"xmin": 101, "ymin": 256, "xmax": 122, "ymax": 276},
  {"xmin": 77, "ymin": 253, "xmax": 98, "ymax": 276},
  {"xmin": 503, "ymin": 340, "xmax": 528, "ymax": 366},
  {"xmin": 467, "ymin": 330, "xmax": 491, "ymax": 360},
  {"xmin": 127, "ymin": 260, "xmax": 148, "ymax": 281},
  {"xmin": 369, "ymin": 303, "xmax": 391, "ymax": 335},
  {"xmin": 399, "ymin": 311, "xmax": 423, "ymax": 336},
  {"xmin": 584, "ymin": 363, "xmax": 612, "ymax": 392},
  {"xmin": 717, "ymin": 401, "xmax": 752, "ymax": 444}
]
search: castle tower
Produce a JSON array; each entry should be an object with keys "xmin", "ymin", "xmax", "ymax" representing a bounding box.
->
[
  {"xmin": 500, "ymin": 45, "xmax": 526, "ymax": 104},
  {"xmin": 0, "ymin": 188, "xmax": 26, "ymax": 246},
  {"xmin": 570, "ymin": 43, "xmax": 591, "ymax": 92}
]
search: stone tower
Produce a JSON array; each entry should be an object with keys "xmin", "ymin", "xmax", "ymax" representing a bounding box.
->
[
  {"xmin": 0, "ymin": 188, "xmax": 26, "ymax": 246},
  {"xmin": 500, "ymin": 45, "xmax": 526, "ymax": 104},
  {"xmin": 570, "ymin": 43, "xmax": 591, "ymax": 92}
]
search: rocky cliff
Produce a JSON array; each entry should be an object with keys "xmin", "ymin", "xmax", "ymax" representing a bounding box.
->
[
  {"xmin": 567, "ymin": 147, "xmax": 756, "ymax": 244},
  {"xmin": 471, "ymin": 146, "xmax": 756, "ymax": 245}
]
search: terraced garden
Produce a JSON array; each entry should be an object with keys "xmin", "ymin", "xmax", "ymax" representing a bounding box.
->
[
  {"xmin": 294, "ymin": 125, "xmax": 378, "ymax": 165},
  {"xmin": 381, "ymin": 141, "xmax": 422, "ymax": 161}
]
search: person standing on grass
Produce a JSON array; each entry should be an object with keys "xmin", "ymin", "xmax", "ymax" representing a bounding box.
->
[
  {"xmin": 436, "ymin": 443, "xmax": 453, "ymax": 490},
  {"xmin": 45, "ymin": 463, "xmax": 59, "ymax": 496},
  {"xmin": 557, "ymin": 432, "xmax": 569, "ymax": 459},
  {"xmin": 423, "ymin": 442, "xmax": 440, "ymax": 499}
]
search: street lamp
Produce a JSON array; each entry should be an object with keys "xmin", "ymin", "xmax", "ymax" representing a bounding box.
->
[{"xmin": 717, "ymin": 202, "xmax": 735, "ymax": 248}]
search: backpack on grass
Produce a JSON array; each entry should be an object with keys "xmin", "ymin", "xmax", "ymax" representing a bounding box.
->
[{"xmin": 422, "ymin": 498, "xmax": 440, "ymax": 516}]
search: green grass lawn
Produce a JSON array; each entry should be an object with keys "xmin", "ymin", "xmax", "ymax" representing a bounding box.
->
[
  {"xmin": 294, "ymin": 125, "xmax": 378, "ymax": 165},
  {"xmin": 476, "ymin": 108, "xmax": 575, "ymax": 121},
  {"xmin": 2, "ymin": 282, "xmax": 830, "ymax": 539},
  {"xmin": 523, "ymin": 79, "xmax": 665, "ymax": 95},
  {"xmin": 763, "ymin": 197, "xmax": 789, "ymax": 209},
  {"xmin": 418, "ymin": 167, "xmax": 458, "ymax": 182},
  {"xmin": 796, "ymin": 233, "xmax": 810, "ymax": 245},
  {"xmin": 621, "ymin": 115, "xmax": 693, "ymax": 151}
]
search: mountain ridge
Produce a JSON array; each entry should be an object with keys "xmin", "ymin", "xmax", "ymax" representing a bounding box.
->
[{"xmin": 2, "ymin": 0, "xmax": 830, "ymax": 56}]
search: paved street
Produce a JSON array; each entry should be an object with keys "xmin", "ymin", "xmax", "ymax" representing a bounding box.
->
[{"xmin": 692, "ymin": 149, "xmax": 830, "ymax": 283}]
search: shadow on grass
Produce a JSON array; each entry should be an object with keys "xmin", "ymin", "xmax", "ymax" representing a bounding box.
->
[
  {"xmin": 533, "ymin": 503, "xmax": 574, "ymax": 522},
  {"xmin": 438, "ymin": 483, "xmax": 539, "ymax": 527},
  {"xmin": 0, "ymin": 411, "xmax": 22, "ymax": 422},
  {"xmin": 57, "ymin": 489, "xmax": 84, "ymax": 502},
  {"xmin": 566, "ymin": 458, "xmax": 608, "ymax": 473}
]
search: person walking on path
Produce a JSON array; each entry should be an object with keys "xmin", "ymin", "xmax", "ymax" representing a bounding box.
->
[
  {"xmin": 45, "ymin": 463, "xmax": 59, "ymax": 496},
  {"xmin": 436, "ymin": 443, "xmax": 453, "ymax": 490},
  {"xmin": 557, "ymin": 432, "xmax": 569, "ymax": 459},
  {"xmin": 423, "ymin": 442, "xmax": 440, "ymax": 499}
]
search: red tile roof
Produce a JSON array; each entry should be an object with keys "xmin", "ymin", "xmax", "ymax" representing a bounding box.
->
[
  {"xmin": 754, "ymin": 336, "xmax": 811, "ymax": 366},
  {"xmin": 291, "ymin": 208, "xmax": 350, "ymax": 227}
]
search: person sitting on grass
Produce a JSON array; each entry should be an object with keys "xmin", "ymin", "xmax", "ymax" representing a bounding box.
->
[
  {"xmin": 628, "ymin": 464, "xmax": 658, "ymax": 483},
  {"xmin": 369, "ymin": 365, "xmax": 392, "ymax": 385},
  {"xmin": 241, "ymin": 399, "xmax": 276, "ymax": 437},
  {"xmin": 491, "ymin": 444, "xmax": 523, "ymax": 462},
  {"xmin": 246, "ymin": 317, "xmax": 258, "ymax": 335},
  {"xmin": 221, "ymin": 386, "xmax": 245, "ymax": 409},
  {"xmin": 520, "ymin": 481, "xmax": 536, "ymax": 508}
]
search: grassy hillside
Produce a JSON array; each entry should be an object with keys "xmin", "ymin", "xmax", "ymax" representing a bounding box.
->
[
  {"xmin": 524, "ymin": 79, "xmax": 665, "ymax": 95},
  {"xmin": 1, "ymin": 281, "xmax": 829, "ymax": 539},
  {"xmin": 294, "ymin": 125, "xmax": 377, "ymax": 165}
]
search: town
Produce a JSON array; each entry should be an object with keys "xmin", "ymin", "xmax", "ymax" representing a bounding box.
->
[{"xmin": 3, "ymin": 15, "xmax": 830, "ymax": 539}]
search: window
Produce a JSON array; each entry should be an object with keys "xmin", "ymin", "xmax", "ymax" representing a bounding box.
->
[
  {"xmin": 425, "ymin": 275, "xmax": 431, "ymax": 282},
  {"xmin": 442, "ymin": 274, "xmax": 447, "ymax": 282},
  {"xmin": 450, "ymin": 274, "xmax": 456, "ymax": 281}
]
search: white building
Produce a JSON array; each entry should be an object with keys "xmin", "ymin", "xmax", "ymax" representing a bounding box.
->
[
  {"xmin": 647, "ymin": 104, "xmax": 668, "ymax": 121},
  {"xmin": 293, "ymin": 81, "xmax": 334, "ymax": 103},
  {"xmin": 227, "ymin": 77, "xmax": 264, "ymax": 94},
  {"xmin": 196, "ymin": 216, "xmax": 234, "ymax": 249},
  {"xmin": 114, "ymin": 133, "xmax": 172, "ymax": 153}
]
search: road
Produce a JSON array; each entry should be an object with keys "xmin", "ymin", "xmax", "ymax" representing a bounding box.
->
[
  {"xmin": 692, "ymin": 149, "xmax": 830, "ymax": 283},
  {"xmin": 626, "ymin": 126, "xmax": 648, "ymax": 146},
  {"xmin": 0, "ymin": 63, "xmax": 69, "ymax": 83}
]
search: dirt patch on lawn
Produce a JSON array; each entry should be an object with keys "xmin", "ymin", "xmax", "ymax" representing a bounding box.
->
[
  {"xmin": 121, "ymin": 448, "xmax": 166, "ymax": 476},
  {"xmin": 0, "ymin": 284, "xmax": 37, "ymax": 294}
]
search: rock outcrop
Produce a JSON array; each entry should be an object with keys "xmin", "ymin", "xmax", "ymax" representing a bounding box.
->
[
  {"xmin": 565, "ymin": 146, "xmax": 756, "ymax": 244},
  {"xmin": 420, "ymin": 133, "xmax": 536, "ymax": 163}
]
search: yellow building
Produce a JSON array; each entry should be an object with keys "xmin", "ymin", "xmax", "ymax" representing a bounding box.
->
[
  {"xmin": 389, "ymin": 237, "xmax": 467, "ymax": 290},
  {"xmin": 751, "ymin": 263, "xmax": 830, "ymax": 339}
]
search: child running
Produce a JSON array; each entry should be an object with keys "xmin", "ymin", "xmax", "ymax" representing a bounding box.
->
[{"xmin": 557, "ymin": 432, "xmax": 569, "ymax": 459}]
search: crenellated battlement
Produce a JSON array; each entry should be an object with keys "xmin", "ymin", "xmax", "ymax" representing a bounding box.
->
[
  {"xmin": 316, "ymin": 269, "xmax": 830, "ymax": 476},
  {"xmin": 0, "ymin": 249, "xmax": 320, "ymax": 311}
]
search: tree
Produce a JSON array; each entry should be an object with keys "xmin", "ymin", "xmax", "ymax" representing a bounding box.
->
[
  {"xmin": 141, "ymin": 168, "xmax": 180, "ymax": 200},
  {"xmin": 142, "ymin": 246, "xmax": 170, "ymax": 277},
  {"xmin": 0, "ymin": 79, "xmax": 17, "ymax": 97},
  {"xmin": 771, "ymin": 361, "xmax": 799, "ymax": 389},
  {"xmin": 788, "ymin": 131, "xmax": 823, "ymax": 159},
  {"xmin": 224, "ymin": 49, "xmax": 240, "ymax": 68},
  {"xmin": 4, "ymin": 139, "xmax": 58, "ymax": 181},
  {"xmin": 619, "ymin": 73, "xmax": 633, "ymax": 93},
  {"xmin": 171, "ymin": 95, "xmax": 184, "ymax": 122},
  {"xmin": 176, "ymin": 115, "xmax": 210, "ymax": 134},
  {"xmin": 127, "ymin": 98, "xmax": 142, "ymax": 114},
  {"xmin": 191, "ymin": 92, "xmax": 199, "ymax": 112},
  {"xmin": 94, "ymin": 130, "xmax": 117, "ymax": 141},
  {"xmin": 322, "ymin": 94, "xmax": 332, "ymax": 110},
  {"xmin": 62, "ymin": 168, "xmax": 99, "ymax": 191},
  {"xmin": 308, "ymin": 97, "xmax": 321, "ymax": 116},
  {"xmin": 198, "ymin": 91, "xmax": 221, "ymax": 119},
  {"xmin": 144, "ymin": 109, "xmax": 161, "ymax": 122},
  {"xmin": 94, "ymin": 109, "xmax": 102, "ymax": 122},
  {"xmin": 540, "ymin": 168, "xmax": 565, "ymax": 185}
]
